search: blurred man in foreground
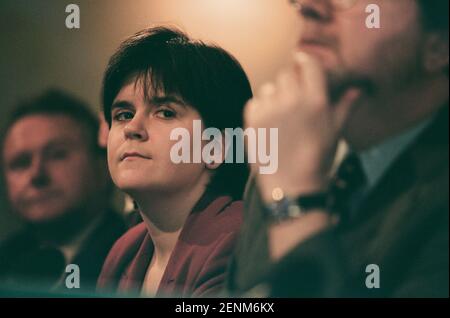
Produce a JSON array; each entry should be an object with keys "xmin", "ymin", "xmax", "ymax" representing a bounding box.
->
[{"xmin": 229, "ymin": 0, "xmax": 449, "ymax": 297}]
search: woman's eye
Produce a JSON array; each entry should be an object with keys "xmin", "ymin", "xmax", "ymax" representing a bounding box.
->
[
  {"xmin": 113, "ymin": 111, "xmax": 134, "ymax": 122},
  {"xmin": 155, "ymin": 108, "xmax": 176, "ymax": 119}
]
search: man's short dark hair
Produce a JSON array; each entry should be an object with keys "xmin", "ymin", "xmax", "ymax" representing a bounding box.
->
[
  {"xmin": 102, "ymin": 26, "xmax": 253, "ymax": 199},
  {"xmin": 2, "ymin": 89, "xmax": 102, "ymax": 157},
  {"xmin": 417, "ymin": 0, "xmax": 449, "ymax": 32}
]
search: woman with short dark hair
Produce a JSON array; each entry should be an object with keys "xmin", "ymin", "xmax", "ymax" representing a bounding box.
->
[{"xmin": 97, "ymin": 27, "xmax": 252, "ymax": 297}]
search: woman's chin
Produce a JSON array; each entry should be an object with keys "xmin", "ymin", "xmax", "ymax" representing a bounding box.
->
[
  {"xmin": 116, "ymin": 180, "xmax": 168, "ymax": 196},
  {"xmin": 114, "ymin": 179, "xmax": 145, "ymax": 194}
]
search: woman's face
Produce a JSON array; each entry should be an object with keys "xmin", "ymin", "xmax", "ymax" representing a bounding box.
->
[{"xmin": 107, "ymin": 78, "xmax": 210, "ymax": 197}]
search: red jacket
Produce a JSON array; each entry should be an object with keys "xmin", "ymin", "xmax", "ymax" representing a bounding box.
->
[{"xmin": 97, "ymin": 193, "xmax": 243, "ymax": 297}]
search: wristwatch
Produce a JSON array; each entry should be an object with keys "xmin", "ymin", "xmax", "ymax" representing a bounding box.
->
[{"xmin": 265, "ymin": 187, "xmax": 329, "ymax": 222}]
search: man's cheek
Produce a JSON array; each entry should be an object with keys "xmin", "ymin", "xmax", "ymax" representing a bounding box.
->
[
  {"xmin": 6, "ymin": 177, "xmax": 24, "ymax": 200},
  {"xmin": 342, "ymin": 36, "xmax": 379, "ymax": 73}
]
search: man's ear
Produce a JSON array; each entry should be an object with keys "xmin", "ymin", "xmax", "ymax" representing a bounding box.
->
[{"xmin": 424, "ymin": 32, "xmax": 449, "ymax": 74}]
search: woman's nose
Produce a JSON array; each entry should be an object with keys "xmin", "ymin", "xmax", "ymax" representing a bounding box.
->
[{"xmin": 123, "ymin": 115, "xmax": 149, "ymax": 141}]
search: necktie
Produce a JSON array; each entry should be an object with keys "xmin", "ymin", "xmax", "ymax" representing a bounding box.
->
[{"xmin": 328, "ymin": 153, "xmax": 367, "ymax": 225}]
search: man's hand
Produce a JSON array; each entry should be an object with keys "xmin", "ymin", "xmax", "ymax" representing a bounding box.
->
[
  {"xmin": 245, "ymin": 52, "xmax": 360, "ymax": 203},
  {"xmin": 244, "ymin": 52, "xmax": 360, "ymax": 260},
  {"xmin": 268, "ymin": 211, "xmax": 335, "ymax": 261}
]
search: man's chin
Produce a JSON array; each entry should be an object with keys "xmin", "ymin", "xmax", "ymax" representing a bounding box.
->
[
  {"xmin": 18, "ymin": 203, "xmax": 72, "ymax": 225},
  {"xmin": 326, "ymin": 69, "xmax": 375, "ymax": 104}
]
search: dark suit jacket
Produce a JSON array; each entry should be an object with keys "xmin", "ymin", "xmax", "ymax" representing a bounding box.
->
[
  {"xmin": 228, "ymin": 105, "xmax": 449, "ymax": 297},
  {"xmin": 0, "ymin": 210, "xmax": 125, "ymax": 295},
  {"xmin": 97, "ymin": 193, "xmax": 243, "ymax": 297}
]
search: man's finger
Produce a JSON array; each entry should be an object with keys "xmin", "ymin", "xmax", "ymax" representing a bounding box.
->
[
  {"xmin": 258, "ymin": 82, "xmax": 277, "ymax": 98},
  {"xmin": 292, "ymin": 52, "xmax": 327, "ymax": 97},
  {"xmin": 276, "ymin": 68, "xmax": 302, "ymax": 98},
  {"xmin": 334, "ymin": 88, "xmax": 362, "ymax": 130}
]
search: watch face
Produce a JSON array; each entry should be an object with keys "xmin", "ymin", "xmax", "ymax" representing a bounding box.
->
[
  {"xmin": 266, "ymin": 192, "xmax": 329, "ymax": 221},
  {"xmin": 267, "ymin": 197, "xmax": 302, "ymax": 221}
]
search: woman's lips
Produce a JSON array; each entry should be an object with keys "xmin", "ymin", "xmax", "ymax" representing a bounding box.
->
[{"xmin": 120, "ymin": 152, "xmax": 151, "ymax": 161}]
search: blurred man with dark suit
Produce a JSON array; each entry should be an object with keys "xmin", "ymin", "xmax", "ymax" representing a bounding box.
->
[
  {"xmin": 0, "ymin": 89, "xmax": 125, "ymax": 295},
  {"xmin": 229, "ymin": 0, "xmax": 448, "ymax": 297}
]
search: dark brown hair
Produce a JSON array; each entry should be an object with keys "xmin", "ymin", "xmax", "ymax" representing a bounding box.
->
[{"xmin": 102, "ymin": 27, "xmax": 253, "ymax": 199}]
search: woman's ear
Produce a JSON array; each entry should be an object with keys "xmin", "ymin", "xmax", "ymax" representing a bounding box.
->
[
  {"xmin": 423, "ymin": 32, "xmax": 449, "ymax": 74},
  {"xmin": 98, "ymin": 112, "xmax": 109, "ymax": 148},
  {"xmin": 204, "ymin": 130, "xmax": 227, "ymax": 171},
  {"xmin": 205, "ymin": 160, "xmax": 222, "ymax": 170}
]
